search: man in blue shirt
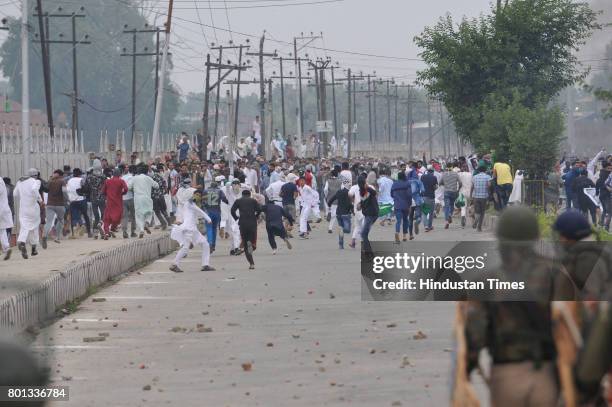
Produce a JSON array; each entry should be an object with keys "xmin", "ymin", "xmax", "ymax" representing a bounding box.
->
[{"xmin": 177, "ymin": 133, "xmax": 191, "ymax": 163}]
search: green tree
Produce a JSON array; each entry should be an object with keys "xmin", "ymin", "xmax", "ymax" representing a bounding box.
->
[
  {"xmin": 0, "ymin": 0, "xmax": 180, "ymax": 150},
  {"xmin": 475, "ymin": 92, "xmax": 564, "ymax": 177},
  {"xmin": 415, "ymin": 0, "xmax": 599, "ymax": 144}
]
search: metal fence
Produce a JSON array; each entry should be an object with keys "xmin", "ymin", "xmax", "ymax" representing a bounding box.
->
[
  {"xmin": 522, "ymin": 180, "xmax": 546, "ymax": 209},
  {"xmin": 0, "ymin": 233, "xmax": 177, "ymax": 333}
]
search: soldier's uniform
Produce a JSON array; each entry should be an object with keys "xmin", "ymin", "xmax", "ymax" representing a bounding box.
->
[
  {"xmin": 576, "ymin": 302, "xmax": 612, "ymax": 405},
  {"xmin": 464, "ymin": 206, "xmax": 573, "ymax": 407}
]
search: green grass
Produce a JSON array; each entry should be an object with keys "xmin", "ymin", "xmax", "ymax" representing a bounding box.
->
[{"xmin": 537, "ymin": 210, "xmax": 612, "ymax": 241}]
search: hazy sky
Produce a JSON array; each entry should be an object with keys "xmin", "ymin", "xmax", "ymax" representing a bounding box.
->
[
  {"xmin": 1, "ymin": 0, "xmax": 608, "ymax": 96},
  {"xmin": 162, "ymin": 0, "xmax": 493, "ymax": 93}
]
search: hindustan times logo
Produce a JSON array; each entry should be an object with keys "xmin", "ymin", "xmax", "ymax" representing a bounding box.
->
[{"xmin": 372, "ymin": 253, "xmax": 488, "ymax": 274}]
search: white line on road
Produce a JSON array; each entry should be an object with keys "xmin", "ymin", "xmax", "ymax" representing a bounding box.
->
[
  {"xmin": 72, "ymin": 319, "xmax": 118, "ymax": 322},
  {"xmin": 118, "ymin": 282, "xmax": 170, "ymax": 285},
  {"xmin": 99, "ymin": 296, "xmax": 195, "ymax": 300},
  {"xmin": 33, "ymin": 345, "xmax": 118, "ymax": 350}
]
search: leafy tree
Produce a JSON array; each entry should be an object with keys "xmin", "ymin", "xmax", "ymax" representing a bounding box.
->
[
  {"xmin": 415, "ymin": 0, "xmax": 599, "ymax": 144},
  {"xmin": 475, "ymin": 92, "xmax": 564, "ymax": 177},
  {"xmin": 0, "ymin": 0, "xmax": 180, "ymax": 150}
]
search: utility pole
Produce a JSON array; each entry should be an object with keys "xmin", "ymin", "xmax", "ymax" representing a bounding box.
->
[
  {"xmin": 347, "ymin": 69, "xmax": 352, "ymax": 159},
  {"xmin": 230, "ymin": 43, "xmax": 251, "ymax": 147},
  {"xmin": 209, "ymin": 43, "xmax": 245, "ymax": 148},
  {"xmin": 271, "ymin": 60, "xmax": 310, "ymax": 142},
  {"xmin": 274, "ymin": 56, "xmax": 286, "ymax": 138},
  {"xmin": 202, "ymin": 49, "xmax": 251, "ymax": 161},
  {"xmin": 21, "ymin": 0, "xmax": 30, "ymax": 171},
  {"xmin": 246, "ymin": 33, "xmax": 276, "ymax": 158},
  {"xmin": 367, "ymin": 74, "xmax": 373, "ymax": 142},
  {"xmin": 151, "ymin": 0, "xmax": 174, "ymax": 159},
  {"xmin": 372, "ymin": 80, "xmax": 377, "ymax": 142},
  {"xmin": 397, "ymin": 84, "xmax": 413, "ymax": 158},
  {"xmin": 33, "ymin": 1, "xmax": 54, "ymax": 137},
  {"xmin": 212, "ymin": 44, "xmax": 223, "ymax": 148},
  {"xmin": 394, "ymin": 84, "xmax": 399, "ymax": 142},
  {"xmin": 202, "ymin": 54, "xmax": 211, "ymax": 162},
  {"xmin": 153, "ymin": 27, "xmax": 162, "ymax": 108},
  {"xmin": 35, "ymin": 8, "xmax": 90, "ymax": 150},
  {"xmin": 293, "ymin": 33, "xmax": 321, "ymax": 142},
  {"xmin": 308, "ymin": 58, "xmax": 332, "ymax": 157},
  {"xmin": 330, "ymin": 65, "xmax": 338, "ymax": 145},
  {"xmin": 267, "ymin": 78, "xmax": 273, "ymax": 158},
  {"xmin": 377, "ymin": 78, "xmax": 394, "ymax": 143},
  {"xmin": 121, "ymin": 25, "xmax": 162, "ymax": 151}
]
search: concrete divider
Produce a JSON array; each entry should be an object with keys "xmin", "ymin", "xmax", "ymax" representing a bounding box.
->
[{"xmin": 0, "ymin": 233, "xmax": 177, "ymax": 333}]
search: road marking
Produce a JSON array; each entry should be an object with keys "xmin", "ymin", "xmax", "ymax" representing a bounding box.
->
[
  {"xmin": 33, "ymin": 345, "xmax": 118, "ymax": 350},
  {"xmin": 118, "ymin": 281, "xmax": 169, "ymax": 285},
  {"xmin": 72, "ymin": 319, "xmax": 118, "ymax": 322},
  {"xmin": 154, "ymin": 259, "xmax": 200, "ymax": 263},
  {"xmin": 100, "ymin": 296, "xmax": 194, "ymax": 300},
  {"xmin": 141, "ymin": 271, "xmax": 173, "ymax": 274}
]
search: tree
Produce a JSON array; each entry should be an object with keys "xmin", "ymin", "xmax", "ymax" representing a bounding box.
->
[
  {"xmin": 0, "ymin": 0, "xmax": 180, "ymax": 150},
  {"xmin": 475, "ymin": 92, "xmax": 564, "ymax": 178},
  {"xmin": 415, "ymin": 0, "xmax": 599, "ymax": 144}
]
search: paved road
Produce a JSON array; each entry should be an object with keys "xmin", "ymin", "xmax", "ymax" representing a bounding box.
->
[{"xmin": 38, "ymin": 218, "xmax": 494, "ymax": 407}]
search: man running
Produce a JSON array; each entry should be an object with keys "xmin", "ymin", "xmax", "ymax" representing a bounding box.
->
[
  {"xmin": 101, "ymin": 169, "xmax": 128, "ymax": 239},
  {"xmin": 261, "ymin": 198, "xmax": 294, "ymax": 255},
  {"xmin": 170, "ymin": 188, "xmax": 214, "ymax": 273},
  {"xmin": 231, "ymin": 190, "xmax": 262, "ymax": 269}
]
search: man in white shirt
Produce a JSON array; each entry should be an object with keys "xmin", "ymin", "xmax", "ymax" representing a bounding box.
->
[
  {"xmin": 14, "ymin": 169, "xmax": 42, "ymax": 258},
  {"xmin": 266, "ymin": 174, "xmax": 286, "ymax": 206},
  {"xmin": 243, "ymin": 163, "xmax": 258, "ymax": 192},
  {"xmin": 252, "ymin": 116, "xmax": 262, "ymax": 155},
  {"xmin": 121, "ymin": 165, "xmax": 136, "ymax": 238},
  {"xmin": 297, "ymin": 176, "xmax": 319, "ymax": 238}
]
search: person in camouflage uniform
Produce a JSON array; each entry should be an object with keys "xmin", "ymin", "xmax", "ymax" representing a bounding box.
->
[{"xmin": 464, "ymin": 206, "xmax": 576, "ymax": 407}]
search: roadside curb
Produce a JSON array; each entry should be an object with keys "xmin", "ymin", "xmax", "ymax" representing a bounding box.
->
[{"xmin": 0, "ymin": 233, "xmax": 177, "ymax": 333}]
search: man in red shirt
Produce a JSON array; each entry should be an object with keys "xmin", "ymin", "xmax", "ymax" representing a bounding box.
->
[{"xmin": 101, "ymin": 169, "xmax": 128, "ymax": 239}]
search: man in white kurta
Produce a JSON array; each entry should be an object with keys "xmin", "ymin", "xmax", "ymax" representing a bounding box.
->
[
  {"xmin": 128, "ymin": 168, "xmax": 159, "ymax": 238},
  {"xmin": 297, "ymin": 178, "xmax": 319, "ymax": 238},
  {"xmin": 0, "ymin": 177, "xmax": 14, "ymax": 260},
  {"xmin": 170, "ymin": 190, "xmax": 213, "ymax": 273},
  {"xmin": 14, "ymin": 169, "xmax": 42, "ymax": 258},
  {"xmin": 223, "ymin": 180, "xmax": 246, "ymax": 254}
]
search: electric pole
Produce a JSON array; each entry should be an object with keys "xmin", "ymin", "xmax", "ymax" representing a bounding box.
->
[
  {"xmin": 247, "ymin": 33, "xmax": 276, "ymax": 158},
  {"xmin": 308, "ymin": 58, "xmax": 332, "ymax": 157},
  {"xmin": 33, "ymin": 1, "xmax": 54, "ymax": 137},
  {"xmin": 150, "ymin": 0, "xmax": 174, "ymax": 159},
  {"xmin": 293, "ymin": 33, "xmax": 321, "ymax": 142},
  {"xmin": 21, "ymin": 0, "xmax": 30, "ymax": 171},
  {"xmin": 34, "ymin": 7, "xmax": 90, "ymax": 150},
  {"xmin": 121, "ymin": 25, "xmax": 162, "ymax": 151},
  {"xmin": 271, "ymin": 61, "xmax": 310, "ymax": 142},
  {"xmin": 202, "ymin": 48, "xmax": 251, "ymax": 161},
  {"xmin": 273, "ymin": 56, "xmax": 287, "ymax": 139},
  {"xmin": 352, "ymin": 73, "xmax": 375, "ymax": 144},
  {"xmin": 209, "ymin": 43, "xmax": 246, "ymax": 149},
  {"xmin": 347, "ymin": 68, "xmax": 352, "ymax": 158}
]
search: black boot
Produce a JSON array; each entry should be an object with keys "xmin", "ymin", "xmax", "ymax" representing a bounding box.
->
[{"xmin": 31, "ymin": 246, "xmax": 38, "ymax": 256}]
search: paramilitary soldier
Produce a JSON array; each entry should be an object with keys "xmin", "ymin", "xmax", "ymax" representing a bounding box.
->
[{"xmin": 461, "ymin": 206, "xmax": 576, "ymax": 407}]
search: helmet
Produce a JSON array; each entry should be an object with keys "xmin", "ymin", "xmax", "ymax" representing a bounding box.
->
[
  {"xmin": 553, "ymin": 210, "xmax": 592, "ymax": 240},
  {"xmin": 495, "ymin": 206, "xmax": 539, "ymax": 241}
]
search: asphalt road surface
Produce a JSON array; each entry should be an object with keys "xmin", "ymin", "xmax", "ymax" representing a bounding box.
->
[{"xmin": 37, "ymin": 217, "xmax": 494, "ymax": 407}]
